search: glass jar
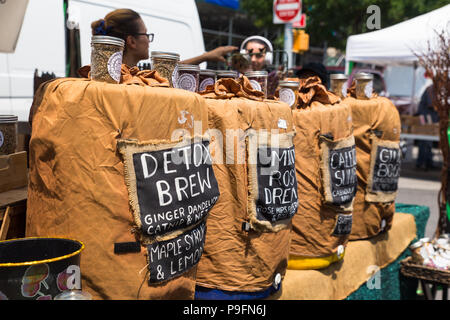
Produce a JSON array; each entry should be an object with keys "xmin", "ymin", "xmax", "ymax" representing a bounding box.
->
[
  {"xmin": 90, "ymin": 36, "xmax": 125, "ymax": 84},
  {"xmin": 0, "ymin": 115, "xmax": 18, "ymax": 155},
  {"xmin": 216, "ymin": 70, "xmax": 238, "ymax": 80},
  {"xmin": 198, "ymin": 69, "xmax": 216, "ymax": 92},
  {"xmin": 176, "ymin": 64, "xmax": 200, "ymax": 92},
  {"xmin": 245, "ymin": 71, "xmax": 268, "ymax": 98},
  {"xmin": 151, "ymin": 51, "xmax": 180, "ymax": 88},
  {"xmin": 278, "ymin": 80, "xmax": 299, "ymax": 109},
  {"xmin": 409, "ymin": 240, "xmax": 424, "ymax": 264},
  {"xmin": 355, "ymin": 72, "xmax": 374, "ymax": 100},
  {"xmin": 330, "ymin": 74, "xmax": 349, "ymax": 99}
]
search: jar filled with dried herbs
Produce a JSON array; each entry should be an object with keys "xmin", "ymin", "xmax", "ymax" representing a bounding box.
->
[
  {"xmin": 330, "ymin": 74, "xmax": 349, "ymax": 99},
  {"xmin": 355, "ymin": 72, "xmax": 373, "ymax": 100},
  {"xmin": 0, "ymin": 115, "xmax": 18, "ymax": 155},
  {"xmin": 90, "ymin": 36, "xmax": 125, "ymax": 84},
  {"xmin": 278, "ymin": 80, "xmax": 299, "ymax": 109},
  {"xmin": 176, "ymin": 64, "xmax": 200, "ymax": 92},
  {"xmin": 245, "ymin": 71, "xmax": 268, "ymax": 98},
  {"xmin": 216, "ymin": 70, "xmax": 238, "ymax": 80},
  {"xmin": 198, "ymin": 69, "xmax": 216, "ymax": 92},
  {"xmin": 151, "ymin": 51, "xmax": 180, "ymax": 88}
]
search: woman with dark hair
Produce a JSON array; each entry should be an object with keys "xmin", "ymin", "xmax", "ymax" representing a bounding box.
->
[{"xmin": 91, "ymin": 9, "xmax": 236, "ymax": 67}]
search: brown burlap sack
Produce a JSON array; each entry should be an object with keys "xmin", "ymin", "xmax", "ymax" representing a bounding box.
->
[
  {"xmin": 345, "ymin": 95, "xmax": 401, "ymax": 240},
  {"xmin": 290, "ymin": 98, "xmax": 355, "ymax": 259},
  {"xmin": 195, "ymin": 78, "xmax": 296, "ymax": 292},
  {"xmin": 26, "ymin": 77, "xmax": 211, "ymax": 299}
]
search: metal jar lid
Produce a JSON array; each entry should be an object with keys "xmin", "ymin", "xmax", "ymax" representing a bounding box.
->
[
  {"xmin": 151, "ymin": 51, "xmax": 180, "ymax": 61},
  {"xmin": 244, "ymin": 71, "xmax": 268, "ymax": 77},
  {"xmin": 178, "ymin": 64, "xmax": 200, "ymax": 72},
  {"xmin": 279, "ymin": 80, "xmax": 299, "ymax": 88},
  {"xmin": 355, "ymin": 72, "xmax": 373, "ymax": 80},
  {"xmin": 330, "ymin": 73, "xmax": 348, "ymax": 80},
  {"xmin": 409, "ymin": 240, "xmax": 423, "ymax": 249},
  {"xmin": 200, "ymin": 69, "xmax": 216, "ymax": 77},
  {"xmin": 0, "ymin": 115, "xmax": 18, "ymax": 123},
  {"xmin": 216, "ymin": 70, "xmax": 238, "ymax": 77},
  {"xmin": 91, "ymin": 35, "xmax": 125, "ymax": 48}
]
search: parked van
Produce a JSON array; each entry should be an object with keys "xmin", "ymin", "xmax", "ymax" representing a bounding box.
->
[{"xmin": 0, "ymin": 0, "xmax": 205, "ymax": 124}]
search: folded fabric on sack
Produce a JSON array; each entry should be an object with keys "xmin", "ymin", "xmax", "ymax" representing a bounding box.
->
[
  {"xmin": 288, "ymin": 76, "xmax": 356, "ymax": 269},
  {"xmin": 78, "ymin": 64, "xmax": 170, "ymax": 87},
  {"xmin": 26, "ymin": 77, "xmax": 215, "ymax": 300},
  {"xmin": 195, "ymin": 77, "xmax": 297, "ymax": 298},
  {"xmin": 344, "ymin": 86, "xmax": 401, "ymax": 240}
]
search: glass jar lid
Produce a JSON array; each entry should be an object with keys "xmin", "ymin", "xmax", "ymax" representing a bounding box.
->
[
  {"xmin": 151, "ymin": 51, "xmax": 180, "ymax": 61},
  {"xmin": 91, "ymin": 35, "xmax": 125, "ymax": 48},
  {"xmin": 355, "ymin": 72, "xmax": 373, "ymax": 80},
  {"xmin": 409, "ymin": 240, "xmax": 423, "ymax": 249},
  {"xmin": 244, "ymin": 71, "xmax": 268, "ymax": 77},
  {"xmin": 278, "ymin": 80, "xmax": 299, "ymax": 88},
  {"xmin": 216, "ymin": 70, "xmax": 238, "ymax": 77},
  {"xmin": 200, "ymin": 69, "xmax": 216, "ymax": 76},
  {"xmin": 178, "ymin": 64, "xmax": 200, "ymax": 72},
  {"xmin": 0, "ymin": 115, "xmax": 18, "ymax": 123},
  {"xmin": 330, "ymin": 73, "xmax": 348, "ymax": 80}
]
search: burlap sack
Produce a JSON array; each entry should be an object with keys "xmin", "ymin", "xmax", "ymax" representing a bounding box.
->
[
  {"xmin": 26, "ymin": 77, "xmax": 211, "ymax": 300},
  {"xmin": 290, "ymin": 100, "xmax": 355, "ymax": 259},
  {"xmin": 195, "ymin": 78, "xmax": 297, "ymax": 292},
  {"xmin": 345, "ymin": 95, "xmax": 401, "ymax": 240}
]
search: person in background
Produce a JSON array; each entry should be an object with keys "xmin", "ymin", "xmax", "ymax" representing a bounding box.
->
[
  {"xmin": 416, "ymin": 70, "xmax": 439, "ymax": 170},
  {"xmin": 235, "ymin": 35, "xmax": 279, "ymax": 97},
  {"xmin": 294, "ymin": 62, "xmax": 329, "ymax": 88},
  {"xmin": 91, "ymin": 8, "xmax": 237, "ymax": 68}
]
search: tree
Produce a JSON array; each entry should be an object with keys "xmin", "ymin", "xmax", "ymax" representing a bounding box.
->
[{"xmin": 240, "ymin": 0, "xmax": 449, "ymax": 50}]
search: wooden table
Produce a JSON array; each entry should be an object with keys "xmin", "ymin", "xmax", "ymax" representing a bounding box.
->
[{"xmin": 0, "ymin": 186, "xmax": 27, "ymax": 240}]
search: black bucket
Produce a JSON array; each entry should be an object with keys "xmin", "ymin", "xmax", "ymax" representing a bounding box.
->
[{"xmin": 0, "ymin": 237, "xmax": 85, "ymax": 300}]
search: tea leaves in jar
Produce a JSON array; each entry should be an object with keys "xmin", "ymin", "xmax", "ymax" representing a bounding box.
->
[
  {"xmin": 330, "ymin": 74, "xmax": 348, "ymax": 99},
  {"xmin": 0, "ymin": 115, "xmax": 18, "ymax": 155},
  {"xmin": 151, "ymin": 51, "xmax": 180, "ymax": 88},
  {"xmin": 176, "ymin": 64, "xmax": 200, "ymax": 92},
  {"xmin": 354, "ymin": 73, "xmax": 373, "ymax": 100},
  {"xmin": 90, "ymin": 36, "xmax": 125, "ymax": 84},
  {"xmin": 245, "ymin": 71, "xmax": 268, "ymax": 98}
]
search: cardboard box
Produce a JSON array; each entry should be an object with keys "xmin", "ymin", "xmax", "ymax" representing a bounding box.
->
[{"xmin": 0, "ymin": 151, "xmax": 28, "ymax": 193}]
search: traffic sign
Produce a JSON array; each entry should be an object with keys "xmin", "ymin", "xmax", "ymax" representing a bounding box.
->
[
  {"xmin": 292, "ymin": 13, "xmax": 306, "ymax": 28},
  {"xmin": 273, "ymin": 0, "xmax": 302, "ymax": 24}
]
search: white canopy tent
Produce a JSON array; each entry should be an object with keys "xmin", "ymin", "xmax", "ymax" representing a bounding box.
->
[
  {"xmin": 345, "ymin": 4, "xmax": 450, "ymax": 70},
  {"xmin": 345, "ymin": 5, "xmax": 450, "ymax": 114},
  {"xmin": 0, "ymin": 0, "xmax": 29, "ymax": 53}
]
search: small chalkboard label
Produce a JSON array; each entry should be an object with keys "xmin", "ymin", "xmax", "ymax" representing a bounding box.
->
[
  {"xmin": 131, "ymin": 140, "xmax": 220, "ymax": 236},
  {"xmin": 332, "ymin": 214, "xmax": 353, "ymax": 236},
  {"xmin": 370, "ymin": 146, "xmax": 401, "ymax": 192},
  {"xmin": 328, "ymin": 145, "xmax": 357, "ymax": 205},
  {"xmin": 255, "ymin": 146, "xmax": 298, "ymax": 223},
  {"xmin": 147, "ymin": 220, "xmax": 206, "ymax": 284}
]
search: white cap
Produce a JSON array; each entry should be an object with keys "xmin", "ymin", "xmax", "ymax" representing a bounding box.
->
[
  {"xmin": 337, "ymin": 245, "xmax": 345, "ymax": 259},
  {"xmin": 273, "ymin": 273, "xmax": 282, "ymax": 288}
]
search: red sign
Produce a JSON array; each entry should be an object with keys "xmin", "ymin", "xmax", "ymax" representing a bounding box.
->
[
  {"xmin": 292, "ymin": 13, "xmax": 306, "ymax": 28},
  {"xmin": 273, "ymin": 0, "xmax": 302, "ymax": 23}
]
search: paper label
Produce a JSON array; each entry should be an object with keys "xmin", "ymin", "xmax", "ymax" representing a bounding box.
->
[
  {"xmin": 370, "ymin": 145, "xmax": 401, "ymax": 193},
  {"xmin": 278, "ymin": 119, "xmax": 287, "ymax": 129},
  {"xmin": 172, "ymin": 65, "xmax": 179, "ymax": 88},
  {"xmin": 107, "ymin": 51, "xmax": 123, "ymax": 82},
  {"xmin": 199, "ymin": 78, "xmax": 214, "ymax": 92},
  {"xmin": 332, "ymin": 214, "xmax": 353, "ymax": 236},
  {"xmin": 279, "ymin": 88, "xmax": 296, "ymax": 107},
  {"xmin": 365, "ymin": 81, "xmax": 373, "ymax": 98},
  {"xmin": 0, "ymin": 131, "xmax": 4, "ymax": 148},
  {"xmin": 342, "ymin": 82, "xmax": 348, "ymax": 98},
  {"xmin": 177, "ymin": 73, "xmax": 197, "ymax": 92},
  {"xmin": 250, "ymin": 79, "xmax": 262, "ymax": 91}
]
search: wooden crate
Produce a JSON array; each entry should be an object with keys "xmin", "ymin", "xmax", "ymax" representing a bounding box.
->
[
  {"xmin": 410, "ymin": 123, "xmax": 440, "ymax": 136},
  {"xmin": 0, "ymin": 203, "xmax": 26, "ymax": 240},
  {"xmin": 0, "ymin": 151, "xmax": 28, "ymax": 193}
]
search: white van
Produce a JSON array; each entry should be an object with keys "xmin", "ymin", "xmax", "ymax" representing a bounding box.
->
[{"xmin": 0, "ymin": 0, "xmax": 205, "ymax": 125}]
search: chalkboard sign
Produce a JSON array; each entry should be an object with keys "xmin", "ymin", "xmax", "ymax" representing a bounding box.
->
[
  {"xmin": 370, "ymin": 145, "xmax": 401, "ymax": 192},
  {"xmin": 332, "ymin": 214, "xmax": 353, "ymax": 236},
  {"xmin": 147, "ymin": 220, "xmax": 206, "ymax": 284},
  {"xmin": 327, "ymin": 145, "xmax": 357, "ymax": 205},
  {"xmin": 120, "ymin": 139, "xmax": 220, "ymax": 237},
  {"xmin": 255, "ymin": 145, "xmax": 298, "ymax": 223}
]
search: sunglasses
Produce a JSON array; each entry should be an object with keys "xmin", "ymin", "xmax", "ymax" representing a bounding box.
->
[{"xmin": 132, "ymin": 33, "xmax": 154, "ymax": 42}]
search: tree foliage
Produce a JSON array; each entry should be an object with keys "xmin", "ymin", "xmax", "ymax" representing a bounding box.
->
[{"xmin": 240, "ymin": 0, "xmax": 449, "ymax": 49}]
